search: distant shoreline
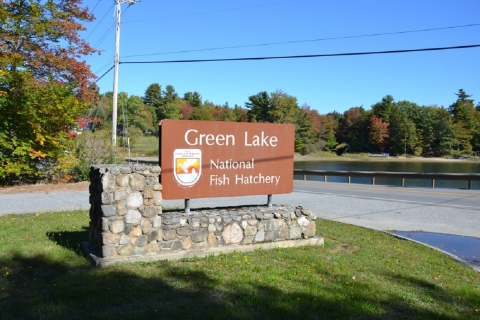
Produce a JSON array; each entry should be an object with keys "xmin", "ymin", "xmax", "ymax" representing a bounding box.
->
[{"xmin": 294, "ymin": 154, "xmax": 479, "ymax": 163}]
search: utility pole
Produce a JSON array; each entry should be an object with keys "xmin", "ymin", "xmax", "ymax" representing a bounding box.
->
[{"xmin": 112, "ymin": 0, "xmax": 137, "ymax": 145}]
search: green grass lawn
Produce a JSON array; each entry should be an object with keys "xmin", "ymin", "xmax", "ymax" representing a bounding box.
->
[
  {"xmin": 0, "ymin": 211, "xmax": 478, "ymax": 319},
  {"xmin": 129, "ymin": 135, "xmax": 159, "ymax": 157}
]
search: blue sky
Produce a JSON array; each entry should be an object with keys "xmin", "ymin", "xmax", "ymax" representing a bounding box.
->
[{"xmin": 82, "ymin": 0, "xmax": 480, "ymax": 114}]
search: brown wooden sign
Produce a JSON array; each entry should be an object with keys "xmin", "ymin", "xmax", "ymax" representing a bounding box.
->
[{"xmin": 159, "ymin": 120, "xmax": 294, "ymax": 200}]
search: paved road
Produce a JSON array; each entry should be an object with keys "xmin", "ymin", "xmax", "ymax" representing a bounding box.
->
[{"xmin": 1, "ymin": 180, "xmax": 478, "ymax": 238}]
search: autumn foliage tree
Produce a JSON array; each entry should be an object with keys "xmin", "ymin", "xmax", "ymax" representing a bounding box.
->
[
  {"xmin": 369, "ymin": 115, "xmax": 389, "ymax": 152},
  {"xmin": 0, "ymin": 0, "xmax": 97, "ymax": 183}
]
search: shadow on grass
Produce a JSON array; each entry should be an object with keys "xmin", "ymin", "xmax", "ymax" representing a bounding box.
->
[
  {"xmin": 0, "ymin": 249, "xmax": 474, "ymax": 320},
  {"xmin": 46, "ymin": 227, "xmax": 89, "ymax": 257}
]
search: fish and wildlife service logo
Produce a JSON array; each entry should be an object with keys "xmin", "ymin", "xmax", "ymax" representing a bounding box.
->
[{"xmin": 173, "ymin": 149, "xmax": 202, "ymax": 187}]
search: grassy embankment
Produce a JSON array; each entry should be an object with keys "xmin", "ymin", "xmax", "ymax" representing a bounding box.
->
[
  {"xmin": 0, "ymin": 210, "xmax": 478, "ymax": 319},
  {"xmin": 123, "ymin": 135, "xmax": 159, "ymax": 158}
]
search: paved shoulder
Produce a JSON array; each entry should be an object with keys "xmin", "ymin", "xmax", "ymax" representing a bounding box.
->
[{"xmin": 0, "ymin": 190, "xmax": 90, "ymax": 215}]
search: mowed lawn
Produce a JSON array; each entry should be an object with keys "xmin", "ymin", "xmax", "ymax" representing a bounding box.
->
[
  {"xmin": 0, "ymin": 210, "xmax": 479, "ymax": 319},
  {"xmin": 127, "ymin": 135, "xmax": 159, "ymax": 157}
]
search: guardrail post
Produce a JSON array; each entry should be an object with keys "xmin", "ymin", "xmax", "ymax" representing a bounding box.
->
[
  {"xmin": 348, "ymin": 176, "xmax": 351, "ymax": 183},
  {"xmin": 324, "ymin": 175, "xmax": 327, "ymax": 182},
  {"xmin": 401, "ymin": 178, "xmax": 405, "ymax": 187},
  {"xmin": 372, "ymin": 177, "xmax": 375, "ymax": 185},
  {"xmin": 432, "ymin": 179, "xmax": 435, "ymax": 188}
]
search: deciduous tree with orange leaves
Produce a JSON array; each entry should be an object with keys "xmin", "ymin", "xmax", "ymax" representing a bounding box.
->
[
  {"xmin": 369, "ymin": 115, "xmax": 389, "ymax": 153},
  {"xmin": 0, "ymin": 0, "xmax": 98, "ymax": 183}
]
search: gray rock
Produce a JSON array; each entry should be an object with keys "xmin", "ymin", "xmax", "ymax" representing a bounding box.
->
[
  {"xmin": 142, "ymin": 206, "xmax": 157, "ymax": 218},
  {"xmin": 265, "ymin": 231, "xmax": 275, "ymax": 242},
  {"xmin": 124, "ymin": 209, "xmax": 141, "ymax": 224},
  {"xmin": 114, "ymin": 188, "xmax": 128, "ymax": 201},
  {"xmin": 163, "ymin": 229, "xmax": 177, "ymax": 241},
  {"xmin": 129, "ymin": 173, "xmax": 146, "ymax": 191},
  {"xmin": 118, "ymin": 243, "xmax": 134, "ymax": 256},
  {"xmin": 254, "ymin": 230, "xmax": 265, "ymax": 243},
  {"xmin": 245, "ymin": 225, "xmax": 257, "ymax": 237},
  {"xmin": 120, "ymin": 167, "xmax": 132, "ymax": 174},
  {"xmin": 153, "ymin": 216, "xmax": 162, "ymax": 228},
  {"xmin": 153, "ymin": 191, "xmax": 162, "ymax": 206},
  {"xmin": 101, "ymin": 232, "xmax": 119, "ymax": 245},
  {"xmin": 119, "ymin": 234, "xmax": 130, "ymax": 245},
  {"xmin": 147, "ymin": 230, "xmax": 158, "ymax": 243},
  {"xmin": 102, "ymin": 218, "xmax": 109, "ymax": 231},
  {"xmin": 265, "ymin": 219, "xmax": 278, "ymax": 232},
  {"xmin": 126, "ymin": 192, "xmax": 143, "ymax": 208},
  {"xmin": 289, "ymin": 226, "xmax": 302, "ymax": 239},
  {"xmin": 146, "ymin": 176, "xmax": 158, "ymax": 186},
  {"xmin": 132, "ymin": 247, "xmax": 145, "ymax": 255},
  {"xmin": 150, "ymin": 166, "xmax": 161, "ymax": 173},
  {"xmin": 102, "ymin": 245, "xmax": 116, "ymax": 257},
  {"xmin": 297, "ymin": 216, "xmax": 309, "ymax": 227},
  {"xmin": 177, "ymin": 226, "xmax": 192, "ymax": 236},
  {"xmin": 263, "ymin": 213, "xmax": 274, "ymax": 220},
  {"xmin": 171, "ymin": 240, "xmax": 183, "ymax": 250},
  {"xmin": 242, "ymin": 235, "xmax": 254, "ymax": 245},
  {"xmin": 134, "ymin": 235, "xmax": 148, "ymax": 247},
  {"xmin": 163, "ymin": 217, "xmax": 180, "ymax": 225},
  {"xmin": 145, "ymin": 241, "xmax": 159, "ymax": 253},
  {"xmin": 191, "ymin": 230, "xmax": 208, "ymax": 243},
  {"xmin": 109, "ymin": 220, "xmax": 125, "ymax": 234},
  {"xmin": 277, "ymin": 224, "xmax": 289, "ymax": 240},
  {"xmin": 101, "ymin": 191, "xmax": 112, "ymax": 204},
  {"xmin": 101, "ymin": 205, "xmax": 116, "ymax": 217}
]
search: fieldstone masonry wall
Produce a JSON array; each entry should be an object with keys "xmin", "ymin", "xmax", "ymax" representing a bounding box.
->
[{"xmin": 89, "ymin": 165, "xmax": 317, "ymax": 261}]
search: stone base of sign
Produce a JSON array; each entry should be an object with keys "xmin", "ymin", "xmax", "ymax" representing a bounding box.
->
[
  {"xmin": 87, "ymin": 164, "xmax": 323, "ymax": 267},
  {"xmin": 82, "ymin": 236, "xmax": 324, "ymax": 267}
]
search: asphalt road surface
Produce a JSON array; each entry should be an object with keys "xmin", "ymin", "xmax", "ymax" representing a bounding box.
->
[{"xmin": 1, "ymin": 180, "xmax": 478, "ymax": 238}]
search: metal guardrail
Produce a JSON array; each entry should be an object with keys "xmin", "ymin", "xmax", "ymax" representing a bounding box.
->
[
  {"xmin": 127, "ymin": 159, "xmax": 480, "ymax": 190},
  {"xmin": 294, "ymin": 169, "xmax": 480, "ymax": 189}
]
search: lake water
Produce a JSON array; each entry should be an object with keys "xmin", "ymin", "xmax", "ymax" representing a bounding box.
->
[{"xmin": 294, "ymin": 159, "xmax": 480, "ymax": 190}]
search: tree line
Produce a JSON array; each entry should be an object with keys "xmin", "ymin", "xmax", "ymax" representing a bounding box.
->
[{"xmin": 88, "ymin": 84, "xmax": 480, "ymax": 158}]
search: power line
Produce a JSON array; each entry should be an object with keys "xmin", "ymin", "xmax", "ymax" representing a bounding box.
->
[
  {"xmin": 121, "ymin": 23, "xmax": 480, "ymax": 58},
  {"xmin": 85, "ymin": 3, "xmax": 115, "ymax": 41},
  {"xmin": 94, "ymin": 59, "xmax": 114, "ymax": 75},
  {"xmin": 90, "ymin": 3, "xmax": 135, "ymax": 52},
  {"xmin": 119, "ymin": 44, "xmax": 480, "ymax": 65},
  {"xmin": 94, "ymin": 65, "xmax": 114, "ymax": 84},
  {"xmin": 89, "ymin": 0, "xmax": 103, "ymax": 15}
]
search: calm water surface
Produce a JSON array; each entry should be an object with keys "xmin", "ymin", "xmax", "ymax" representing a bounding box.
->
[{"xmin": 294, "ymin": 159, "xmax": 480, "ymax": 189}]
